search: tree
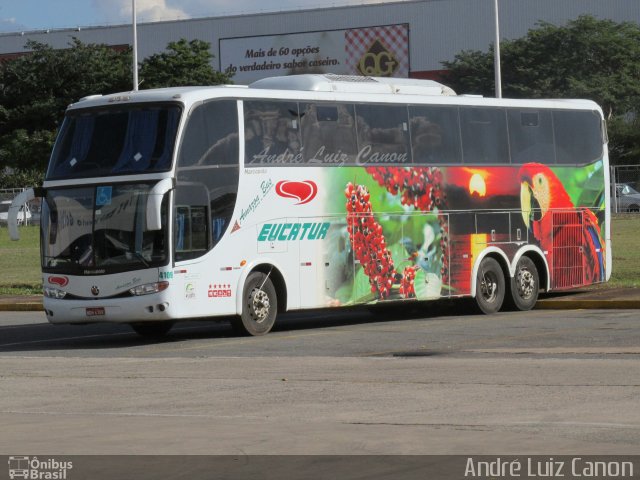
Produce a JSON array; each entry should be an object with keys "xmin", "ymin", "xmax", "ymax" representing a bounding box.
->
[
  {"xmin": 442, "ymin": 15, "xmax": 640, "ymax": 164},
  {"xmin": 139, "ymin": 39, "xmax": 232, "ymax": 88},
  {"xmin": 0, "ymin": 39, "xmax": 132, "ymax": 176},
  {"xmin": 1, "ymin": 39, "xmax": 132, "ymax": 133},
  {"xmin": 0, "ymin": 167, "xmax": 44, "ymax": 190},
  {"xmin": 0, "ymin": 38, "xmax": 232, "ymax": 185}
]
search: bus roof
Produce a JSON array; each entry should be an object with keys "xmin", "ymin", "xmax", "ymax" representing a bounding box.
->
[
  {"xmin": 67, "ymin": 74, "xmax": 602, "ymax": 115},
  {"xmin": 249, "ymin": 74, "xmax": 457, "ymax": 96}
]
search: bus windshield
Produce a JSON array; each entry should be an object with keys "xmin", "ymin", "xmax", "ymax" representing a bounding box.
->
[
  {"xmin": 47, "ymin": 103, "xmax": 181, "ymax": 180},
  {"xmin": 41, "ymin": 183, "xmax": 168, "ymax": 274}
]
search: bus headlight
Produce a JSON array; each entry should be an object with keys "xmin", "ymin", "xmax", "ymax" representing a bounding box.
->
[
  {"xmin": 129, "ymin": 281, "xmax": 169, "ymax": 296},
  {"xmin": 44, "ymin": 287, "xmax": 67, "ymax": 299}
]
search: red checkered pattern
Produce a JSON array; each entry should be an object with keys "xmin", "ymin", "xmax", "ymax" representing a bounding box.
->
[{"xmin": 345, "ymin": 24, "xmax": 409, "ymax": 77}]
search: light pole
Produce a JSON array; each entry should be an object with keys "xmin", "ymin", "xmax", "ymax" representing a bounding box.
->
[
  {"xmin": 493, "ymin": 0, "xmax": 502, "ymax": 98},
  {"xmin": 132, "ymin": 0, "xmax": 139, "ymax": 91}
]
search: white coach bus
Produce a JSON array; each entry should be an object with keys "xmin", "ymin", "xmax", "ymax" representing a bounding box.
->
[{"xmin": 9, "ymin": 74, "xmax": 610, "ymax": 336}]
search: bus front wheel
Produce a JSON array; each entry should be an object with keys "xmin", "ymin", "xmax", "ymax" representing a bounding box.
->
[
  {"xmin": 509, "ymin": 256, "xmax": 539, "ymax": 311},
  {"xmin": 232, "ymin": 272, "xmax": 277, "ymax": 336},
  {"xmin": 475, "ymin": 257, "xmax": 505, "ymax": 314}
]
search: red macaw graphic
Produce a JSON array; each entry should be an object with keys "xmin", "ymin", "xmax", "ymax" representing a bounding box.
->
[{"xmin": 519, "ymin": 163, "xmax": 605, "ymax": 289}]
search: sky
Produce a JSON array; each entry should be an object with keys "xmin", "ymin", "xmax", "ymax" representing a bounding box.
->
[{"xmin": 0, "ymin": 0, "xmax": 398, "ymax": 33}]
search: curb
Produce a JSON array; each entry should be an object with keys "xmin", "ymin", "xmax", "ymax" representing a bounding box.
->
[
  {"xmin": 0, "ymin": 303, "xmax": 44, "ymax": 312},
  {"xmin": 536, "ymin": 299, "xmax": 640, "ymax": 310}
]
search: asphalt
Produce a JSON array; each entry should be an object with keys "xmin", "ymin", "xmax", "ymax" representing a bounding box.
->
[{"xmin": 0, "ymin": 286, "xmax": 638, "ymax": 312}]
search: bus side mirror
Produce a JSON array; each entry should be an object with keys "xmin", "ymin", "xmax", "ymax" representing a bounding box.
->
[
  {"xmin": 146, "ymin": 178, "xmax": 174, "ymax": 230},
  {"xmin": 8, "ymin": 188, "xmax": 36, "ymax": 241}
]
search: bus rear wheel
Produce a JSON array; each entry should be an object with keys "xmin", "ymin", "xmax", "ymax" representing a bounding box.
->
[
  {"xmin": 130, "ymin": 321, "xmax": 174, "ymax": 338},
  {"xmin": 509, "ymin": 256, "xmax": 539, "ymax": 311},
  {"xmin": 231, "ymin": 272, "xmax": 277, "ymax": 336},
  {"xmin": 475, "ymin": 257, "xmax": 505, "ymax": 314}
]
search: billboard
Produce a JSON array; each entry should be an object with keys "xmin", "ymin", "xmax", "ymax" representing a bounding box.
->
[{"xmin": 220, "ymin": 24, "xmax": 409, "ymax": 84}]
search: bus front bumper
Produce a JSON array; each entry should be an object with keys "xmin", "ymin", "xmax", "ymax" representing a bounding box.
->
[{"xmin": 43, "ymin": 294, "xmax": 175, "ymax": 325}]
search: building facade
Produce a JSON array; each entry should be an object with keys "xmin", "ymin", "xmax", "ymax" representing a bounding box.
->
[{"xmin": 0, "ymin": 0, "xmax": 639, "ymax": 84}]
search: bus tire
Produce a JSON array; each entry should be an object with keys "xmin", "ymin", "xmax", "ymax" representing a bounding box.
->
[
  {"xmin": 475, "ymin": 257, "xmax": 505, "ymax": 314},
  {"xmin": 232, "ymin": 272, "xmax": 277, "ymax": 336},
  {"xmin": 130, "ymin": 321, "xmax": 174, "ymax": 338},
  {"xmin": 509, "ymin": 256, "xmax": 539, "ymax": 311}
]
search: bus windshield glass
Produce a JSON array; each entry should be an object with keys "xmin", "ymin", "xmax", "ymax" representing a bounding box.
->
[
  {"xmin": 47, "ymin": 104, "xmax": 181, "ymax": 180},
  {"xmin": 41, "ymin": 183, "xmax": 168, "ymax": 274}
]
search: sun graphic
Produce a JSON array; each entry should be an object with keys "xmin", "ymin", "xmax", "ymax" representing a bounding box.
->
[{"xmin": 469, "ymin": 173, "xmax": 487, "ymax": 197}]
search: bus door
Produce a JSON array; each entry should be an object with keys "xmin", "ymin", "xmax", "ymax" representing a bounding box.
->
[{"xmin": 297, "ymin": 217, "xmax": 332, "ymax": 307}]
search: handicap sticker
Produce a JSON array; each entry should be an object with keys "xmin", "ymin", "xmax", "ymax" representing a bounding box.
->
[{"xmin": 96, "ymin": 186, "xmax": 113, "ymax": 206}]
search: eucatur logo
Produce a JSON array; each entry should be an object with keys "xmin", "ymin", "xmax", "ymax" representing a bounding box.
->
[
  {"xmin": 47, "ymin": 276, "xmax": 69, "ymax": 287},
  {"xmin": 275, "ymin": 180, "xmax": 317, "ymax": 205}
]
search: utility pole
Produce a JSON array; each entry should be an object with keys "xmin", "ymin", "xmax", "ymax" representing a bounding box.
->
[
  {"xmin": 493, "ymin": 0, "xmax": 502, "ymax": 98},
  {"xmin": 132, "ymin": 0, "xmax": 139, "ymax": 91}
]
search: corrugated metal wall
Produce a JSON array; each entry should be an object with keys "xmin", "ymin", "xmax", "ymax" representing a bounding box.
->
[{"xmin": 1, "ymin": 0, "xmax": 638, "ymax": 79}]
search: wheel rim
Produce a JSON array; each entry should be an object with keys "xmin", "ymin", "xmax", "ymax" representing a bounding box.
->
[
  {"xmin": 516, "ymin": 267, "xmax": 535, "ymax": 300},
  {"xmin": 480, "ymin": 271, "xmax": 498, "ymax": 303},
  {"xmin": 249, "ymin": 287, "xmax": 270, "ymax": 324}
]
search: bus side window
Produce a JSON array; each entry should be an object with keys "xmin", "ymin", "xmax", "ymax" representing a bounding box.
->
[
  {"xmin": 409, "ymin": 105, "xmax": 462, "ymax": 164},
  {"xmin": 299, "ymin": 103, "xmax": 358, "ymax": 165},
  {"xmin": 179, "ymin": 100, "xmax": 239, "ymax": 167},
  {"xmin": 244, "ymin": 101, "xmax": 301, "ymax": 166},
  {"xmin": 508, "ymin": 109, "xmax": 555, "ymax": 164},
  {"xmin": 355, "ymin": 104, "xmax": 411, "ymax": 165},
  {"xmin": 553, "ymin": 110, "xmax": 603, "ymax": 164},
  {"xmin": 460, "ymin": 107, "xmax": 509, "ymax": 164}
]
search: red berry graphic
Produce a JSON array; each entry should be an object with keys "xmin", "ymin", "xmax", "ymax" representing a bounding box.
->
[
  {"xmin": 345, "ymin": 183, "xmax": 398, "ymax": 300},
  {"xmin": 399, "ymin": 265, "xmax": 417, "ymax": 298},
  {"xmin": 365, "ymin": 166, "xmax": 449, "ymax": 285}
]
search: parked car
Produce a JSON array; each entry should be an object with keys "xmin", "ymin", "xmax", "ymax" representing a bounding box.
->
[
  {"xmin": 615, "ymin": 183, "xmax": 640, "ymax": 212},
  {"xmin": 0, "ymin": 200, "xmax": 32, "ymax": 225}
]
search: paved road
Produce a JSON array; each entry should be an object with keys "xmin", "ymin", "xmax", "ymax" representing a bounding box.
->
[{"xmin": 0, "ymin": 305, "xmax": 639, "ymax": 455}]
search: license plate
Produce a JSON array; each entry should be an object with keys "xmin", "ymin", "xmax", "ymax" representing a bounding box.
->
[{"xmin": 86, "ymin": 307, "xmax": 105, "ymax": 316}]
